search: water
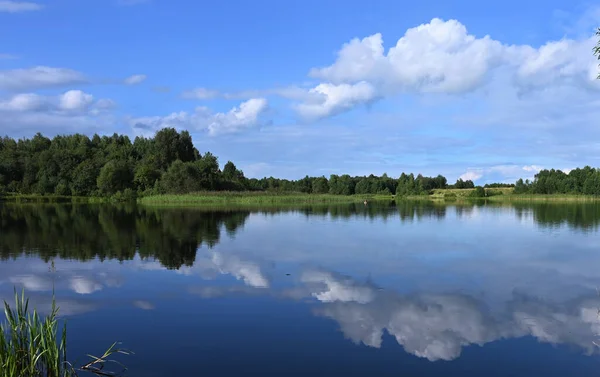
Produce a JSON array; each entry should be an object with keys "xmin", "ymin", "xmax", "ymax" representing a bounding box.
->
[{"xmin": 1, "ymin": 201, "xmax": 600, "ymax": 376}]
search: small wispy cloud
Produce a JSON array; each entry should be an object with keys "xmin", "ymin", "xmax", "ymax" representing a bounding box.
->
[
  {"xmin": 0, "ymin": 1, "xmax": 43, "ymax": 13},
  {"xmin": 124, "ymin": 74, "xmax": 147, "ymax": 85},
  {"xmin": 0, "ymin": 53, "xmax": 18, "ymax": 60},
  {"xmin": 117, "ymin": 0, "xmax": 150, "ymax": 6}
]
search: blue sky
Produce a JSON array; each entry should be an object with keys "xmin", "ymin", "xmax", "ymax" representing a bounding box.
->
[{"xmin": 0, "ymin": 0, "xmax": 599, "ymax": 183}]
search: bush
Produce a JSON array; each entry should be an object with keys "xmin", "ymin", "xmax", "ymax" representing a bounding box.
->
[
  {"xmin": 444, "ymin": 192, "xmax": 457, "ymax": 200},
  {"xmin": 470, "ymin": 186, "xmax": 486, "ymax": 198},
  {"xmin": 111, "ymin": 188, "xmax": 137, "ymax": 202},
  {"xmin": 54, "ymin": 181, "xmax": 71, "ymax": 196}
]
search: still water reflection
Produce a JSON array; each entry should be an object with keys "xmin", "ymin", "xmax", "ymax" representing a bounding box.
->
[{"xmin": 1, "ymin": 201, "xmax": 600, "ymax": 376}]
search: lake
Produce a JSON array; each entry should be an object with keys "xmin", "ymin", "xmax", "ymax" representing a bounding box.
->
[{"xmin": 1, "ymin": 201, "xmax": 600, "ymax": 376}]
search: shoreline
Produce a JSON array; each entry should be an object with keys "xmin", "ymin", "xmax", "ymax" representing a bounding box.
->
[{"xmin": 1, "ymin": 191, "xmax": 600, "ymax": 206}]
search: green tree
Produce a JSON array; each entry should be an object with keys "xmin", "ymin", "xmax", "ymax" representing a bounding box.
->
[
  {"xmin": 72, "ymin": 160, "xmax": 101, "ymax": 196},
  {"xmin": 470, "ymin": 186, "xmax": 486, "ymax": 198},
  {"xmin": 160, "ymin": 160, "xmax": 203, "ymax": 194},
  {"xmin": 196, "ymin": 152, "xmax": 220, "ymax": 190},
  {"xmin": 97, "ymin": 160, "xmax": 134, "ymax": 195},
  {"xmin": 311, "ymin": 176, "xmax": 329, "ymax": 194}
]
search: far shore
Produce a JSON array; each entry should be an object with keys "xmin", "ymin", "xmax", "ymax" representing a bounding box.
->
[{"xmin": 1, "ymin": 189, "xmax": 600, "ymax": 206}]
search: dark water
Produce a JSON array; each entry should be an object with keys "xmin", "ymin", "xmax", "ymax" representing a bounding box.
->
[{"xmin": 2, "ymin": 201, "xmax": 600, "ymax": 376}]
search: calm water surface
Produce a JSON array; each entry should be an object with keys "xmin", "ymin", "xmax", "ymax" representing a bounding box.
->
[{"xmin": 1, "ymin": 201, "xmax": 600, "ymax": 376}]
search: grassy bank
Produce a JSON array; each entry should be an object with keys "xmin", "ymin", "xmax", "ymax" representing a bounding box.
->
[
  {"xmin": 4, "ymin": 190, "xmax": 600, "ymax": 206},
  {"xmin": 485, "ymin": 194, "xmax": 600, "ymax": 202},
  {"xmin": 139, "ymin": 192, "xmax": 392, "ymax": 206},
  {"xmin": 424, "ymin": 188, "xmax": 600, "ymax": 202}
]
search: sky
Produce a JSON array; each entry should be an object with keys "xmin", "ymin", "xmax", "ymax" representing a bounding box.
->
[{"xmin": 0, "ymin": 0, "xmax": 599, "ymax": 183}]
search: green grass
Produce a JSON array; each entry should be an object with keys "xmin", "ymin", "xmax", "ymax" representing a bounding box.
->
[
  {"xmin": 0, "ymin": 289, "xmax": 131, "ymax": 377},
  {"xmin": 421, "ymin": 188, "xmax": 600, "ymax": 202},
  {"xmin": 139, "ymin": 191, "xmax": 392, "ymax": 206},
  {"xmin": 485, "ymin": 194, "xmax": 600, "ymax": 202}
]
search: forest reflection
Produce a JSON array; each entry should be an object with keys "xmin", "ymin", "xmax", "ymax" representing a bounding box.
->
[{"xmin": 1, "ymin": 201, "xmax": 599, "ymax": 268}]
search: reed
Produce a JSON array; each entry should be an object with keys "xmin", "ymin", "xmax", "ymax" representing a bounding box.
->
[
  {"xmin": 0, "ymin": 289, "xmax": 130, "ymax": 377},
  {"xmin": 139, "ymin": 192, "xmax": 390, "ymax": 205}
]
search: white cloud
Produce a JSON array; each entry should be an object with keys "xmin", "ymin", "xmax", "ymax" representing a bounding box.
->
[
  {"xmin": 124, "ymin": 74, "xmax": 147, "ymax": 85},
  {"xmin": 457, "ymin": 165, "xmax": 553, "ymax": 184},
  {"xmin": 69, "ymin": 276, "xmax": 102, "ymax": 295},
  {"xmin": 458, "ymin": 171, "xmax": 483, "ymax": 182},
  {"xmin": 182, "ymin": 87, "xmax": 220, "ymax": 99},
  {"xmin": 301, "ymin": 270, "xmax": 375, "ymax": 304},
  {"xmin": 310, "ymin": 19, "xmax": 506, "ymax": 93},
  {"xmin": 0, "ymin": 91, "xmax": 117, "ymax": 136},
  {"xmin": 59, "ymin": 90, "xmax": 94, "ymax": 111},
  {"xmin": 0, "ymin": 66, "xmax": 87, "ymax": 91},
  {"xmin": 207, "ymin": 98, "xmax": 268, "ymax": 135},
  {"xmin": 210, "ymin": 252, "xmax": 270, "ymax": 288},
  {"xmin": 0, "ymin": 90, "xmax": 108, "ymax": 113},
  {"xmin": 9, "ymin": 275, "xmax": 52, "ymax": 291},
  {"xmin": 308, "ymin": 270, "xmax": 600, "ymax": 361},
  {"xmin": 182, "ymin": 86, "xmax": 318, "ymax": 102},
  {"xmin": 295, "ymin": 81, "xmax": 377, "ymax": 120},
  {"xmin": 297, "ymin": 18, "xmax": 599, "ymax": 118},
  {"xmin": 0, "ymin": 93, "xmax": 47, "ymax": 111},
  {"xmin": 130, "ymin": 98, "xmax": 269, "ymax": 137},
  {"xmin": 522, "ymin": 165, "xmax": 544, "ymax": 173},
  {"xmin": 0, "ymin": 1, "xmax": 42, "ymax": 12}
]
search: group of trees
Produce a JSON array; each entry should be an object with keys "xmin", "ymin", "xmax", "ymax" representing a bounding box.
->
[
  {"xmin": 514, "ymin": 167, "xmax": 600, "ymax": 195},
  {"xmin": 0, "ymin": 128, "xmax": 475, "ymax": 197},
  {"xmin": 0, "ymin": 128, "xmax": 227, "ymax": 198},
  {"xmin": 7, "ymin": 128, "xmax": 600, "ymax": 198}
]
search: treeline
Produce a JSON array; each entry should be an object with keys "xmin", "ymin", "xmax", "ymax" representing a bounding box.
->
[
  {"xmin": 514, "ymin": 167, "xmax": 600, "ymax": 195},
  {"xmin": 0, "ymin": 128, "xmax": 467, "ymax": 198}
]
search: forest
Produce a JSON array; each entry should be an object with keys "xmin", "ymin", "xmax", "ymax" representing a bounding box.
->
[
  {"xmin": 514, "ymin": 167, "xmax": 600, "ymax": 195},
  {"xmin": 0, "ymin": 128, "xmax": 458, "ymax": 198},
  {"xmin": 1, "ymin": 128, "xmax": 599, "ymax": 198}
]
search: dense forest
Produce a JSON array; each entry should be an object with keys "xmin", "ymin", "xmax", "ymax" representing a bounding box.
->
[
  {"xmin": 0, "ymin": 128, "xmax": 460, "ymax": 198},
  {"xmin": 514, "ymin": 167, "xmax": 600, "ymax": 195},
  {"xmin": 1, "ymin": 128, "xmax": 599, "ymax": 198}
]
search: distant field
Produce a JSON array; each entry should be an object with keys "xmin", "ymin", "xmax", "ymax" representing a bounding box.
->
[{"xmin": 139, "ymin": 192, "xmax": 392, "ymax": 206}]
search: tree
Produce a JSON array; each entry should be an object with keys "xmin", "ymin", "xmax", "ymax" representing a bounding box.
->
[
  {"xmin": 470, "ymin": 186, "xmax": 486, "ymax": 198},
  {"xmin": 514, "ymin": 178, "xmax": 528, "ymax": 194},
  {"xmin": 159, "ymin": 160, "xmax": 203, "ymax": 194},
  {"xmin": 196, "ymin": 152, "xmax": 220, "ymax": 190},
  {"xmin": 153, "ymin": 128, "xmax": 199, "ymax": 171},
  {"xmin": 72, "ymin": 160, "xmax": 101, "ymax": 196},
  {"xmin": 311, "ymin": 177, "xmax": 329, "ymax": 194},
  {"xmin": 97, "ymin": 160, "xmax": 134, "ymax": 195}
]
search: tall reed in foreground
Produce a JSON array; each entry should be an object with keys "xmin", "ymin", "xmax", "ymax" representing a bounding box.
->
[{"xmin": 0, "ymin": 289, "xmax": 130, "ymax": 377}]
